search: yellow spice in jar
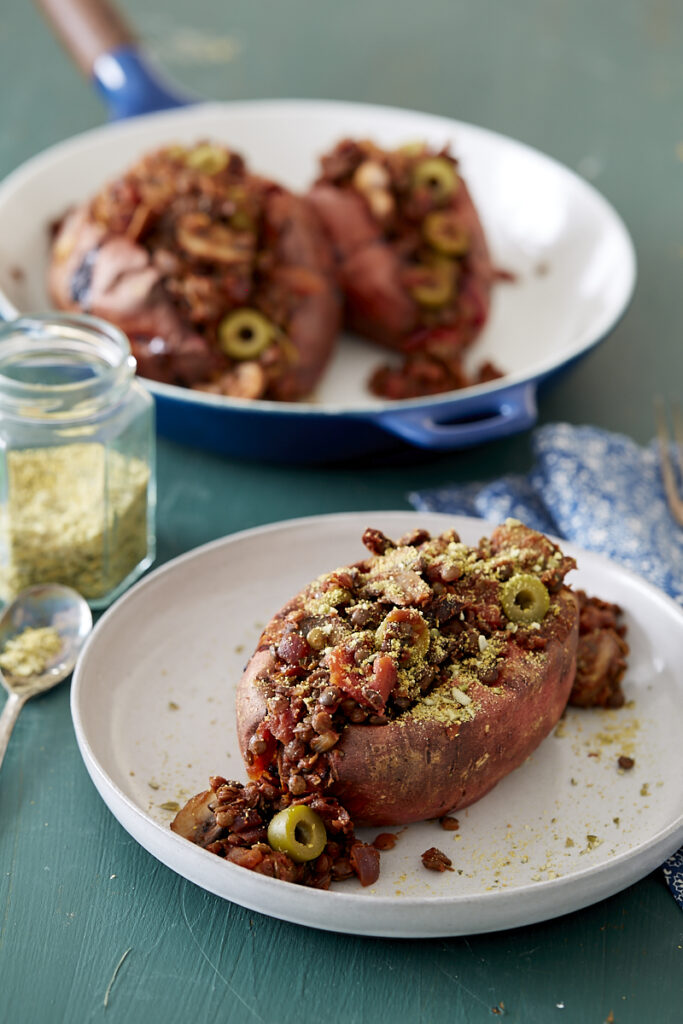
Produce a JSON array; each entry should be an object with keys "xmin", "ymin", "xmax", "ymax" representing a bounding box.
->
[{"xmin": 0, "ymin": 443, "xmax": 149, "ymax": 601}]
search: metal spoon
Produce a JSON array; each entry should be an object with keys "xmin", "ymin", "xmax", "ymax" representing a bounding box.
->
[{"xmin": 0, "ymin": 584, "xmax": 92, "ymax": 770}]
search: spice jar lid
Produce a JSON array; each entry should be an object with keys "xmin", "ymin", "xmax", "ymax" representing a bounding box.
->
[{"xmin": 0, "ymin": 313, "xmax": 136, "ymax": 421}]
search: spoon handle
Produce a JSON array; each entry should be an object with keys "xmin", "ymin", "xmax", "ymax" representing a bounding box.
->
[{"xmin": 0, "ymin": 691, "xmax": 29, "ymax": 771}]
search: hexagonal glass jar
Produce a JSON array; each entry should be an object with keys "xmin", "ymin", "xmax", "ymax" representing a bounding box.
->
[{"xmin": 0, "ymin": 314, "xmax": 156, "ymax": 608}]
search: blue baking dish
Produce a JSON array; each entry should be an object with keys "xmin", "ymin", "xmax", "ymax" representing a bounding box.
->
[{"xmin": 0, "ymin": 43, "xmax": 636, "ymax": 462}]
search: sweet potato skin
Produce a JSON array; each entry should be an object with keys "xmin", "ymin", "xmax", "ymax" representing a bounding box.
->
[{"xmin": 237, "ymin": 589, "xmax": 578, "ymax": 827}]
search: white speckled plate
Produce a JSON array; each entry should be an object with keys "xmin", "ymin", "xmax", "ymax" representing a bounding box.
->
[{"xmin": 71, "ymin": 512, "xmax": 683, "ymax": 937}]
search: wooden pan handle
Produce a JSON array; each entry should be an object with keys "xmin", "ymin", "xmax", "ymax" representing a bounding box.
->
[{"xmin": 34, "ymin": 0, "xmax": 135, "ymax": 75}]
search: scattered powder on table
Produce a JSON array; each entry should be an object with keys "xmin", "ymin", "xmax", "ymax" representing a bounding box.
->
[{"xmin": 0, "ymin": 626, "xmax": 62, "ymax": 677}]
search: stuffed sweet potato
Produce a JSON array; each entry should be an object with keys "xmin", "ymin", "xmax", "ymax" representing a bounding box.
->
[
  {"xmin": 173, "ymin": 521, "xmax": 629, "ymax": 886},
  {"xmin": 235, "ymin": 520, "xmax": 578, "ymax": 826},
  {"xmin": 48, "ymin": 143, "xmax": 341, "ymax": 401},
  {"xmin": 309, "ymin": 139, "xmax": 500, "ymax": 399}
]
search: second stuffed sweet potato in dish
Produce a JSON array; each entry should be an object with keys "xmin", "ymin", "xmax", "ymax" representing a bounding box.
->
[
  {"xmin": 48, "ymin": 143, "xmax": 341, "ymax": 401},
  {"xmin": 309, "ymin": 139, "xmax": 500, "ymax": 399},
  {"xmin": 236, "ymin": 520, "xmax": 578, "ymax": 826}
]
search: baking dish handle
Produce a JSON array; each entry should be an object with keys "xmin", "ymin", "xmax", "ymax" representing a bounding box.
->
[
  {"xmin": 34, "ymin": 0, "xmax": 192, "ymax": 119},
  {"xmin": 377, "ymin": 382, "xmax": 538, "ymax": 450},
  {"xmin": 92, "ymin": 47, "xmax": 192, "ymax": 119}
]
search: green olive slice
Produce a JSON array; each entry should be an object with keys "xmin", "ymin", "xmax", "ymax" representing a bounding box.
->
[
  {"xmin": 267, "ymin": 805, "xmax": 327, "ymax": 862},
  {"xmin": 185, "ymin": 143, "xmax": 229, "ymax": 175},
  {"xmin": 412, "ymin": 157, "xmax": 459, "ymax": 204},
  {"xmin": 423, "ymin": 211, "xmax": 470, "ymax": 256},
  {"xmin": 408, "ymin": 260, "xmax": 455, "ymax": 307},
  {"xmin": 218, "ymin": 309, "xmax": 277, "ymax": 361},
  {"xmin": 501, "ymin": 574, "xmax": 550, "ymax": 624}
]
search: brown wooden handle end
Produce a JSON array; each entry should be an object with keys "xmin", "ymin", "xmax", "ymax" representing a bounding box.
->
[{"xmin": 34, "ymin": 0, "xmax": 135, "ymax": 75}]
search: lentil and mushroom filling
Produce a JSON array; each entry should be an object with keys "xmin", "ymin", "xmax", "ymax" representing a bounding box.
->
[
  {"xmin": 171, "ymin": 773, "xmax": 379, "ymax": 888},
  {"xmin": 570, "ymin": 590, "xmax": 629, "ymax": 708},
  {"xmin": 172, "ymin": 521, "xmax": 628, "ymax": 888}
]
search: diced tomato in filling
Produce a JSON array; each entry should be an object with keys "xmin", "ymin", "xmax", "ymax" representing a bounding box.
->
[
  {"xmin": 247, "ymin": 727, "xmax": 278, "ymax": 779},
  {"xmin": 265, "ymin": 700, "xmax": 302, "ymax": 744},
  {"xmin": 371, "ymin": 654, "xmax": 398, "ymax": 703},
  {"xmin": 328, "ymin": 645, "xmax": 369, "ymax": 705},
  {"xmin": 328, "ymin": 645, "xmax": 396, "ymax": 710}
]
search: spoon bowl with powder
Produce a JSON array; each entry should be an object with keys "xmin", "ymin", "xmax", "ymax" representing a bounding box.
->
[{"xmin": 0, "ymin": 583, "xmax": 92, "ymax": 771}]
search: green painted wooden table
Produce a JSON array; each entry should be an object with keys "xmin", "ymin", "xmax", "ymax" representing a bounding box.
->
[{"xmin": 1, "ymin": 1, "xmax": 682, "ymax": 1021}]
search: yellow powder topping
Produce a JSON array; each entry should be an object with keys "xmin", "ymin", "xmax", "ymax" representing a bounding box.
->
[{"xmin": 0, "ymin": 626, "xmax": 62, "ymax": 678}]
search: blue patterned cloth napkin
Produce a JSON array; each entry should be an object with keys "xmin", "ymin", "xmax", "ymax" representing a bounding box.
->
[{"xmin": 410, "ymin": 423, "xmax": 683, "ymax": 908}]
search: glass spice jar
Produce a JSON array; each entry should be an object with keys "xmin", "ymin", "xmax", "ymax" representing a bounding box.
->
[{"xmin": 0, "ymin": 314, "xmax": 156, "ymax": 608}]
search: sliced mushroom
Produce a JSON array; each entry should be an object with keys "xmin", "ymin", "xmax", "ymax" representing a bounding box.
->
[
  {"xmin": 176, "ymin": 212, "xmax": 255, "ymax": 266},
  {"xmin": 196, "ymin": 361, "xmax": 267, "ymax": 399},
  {"xmin": 352, "ymin": 159, "xmax": 395, "ymax": 222},
  {"xmin": 170, "ymin": 789, "xmax": 223, "ymax": 845}
]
